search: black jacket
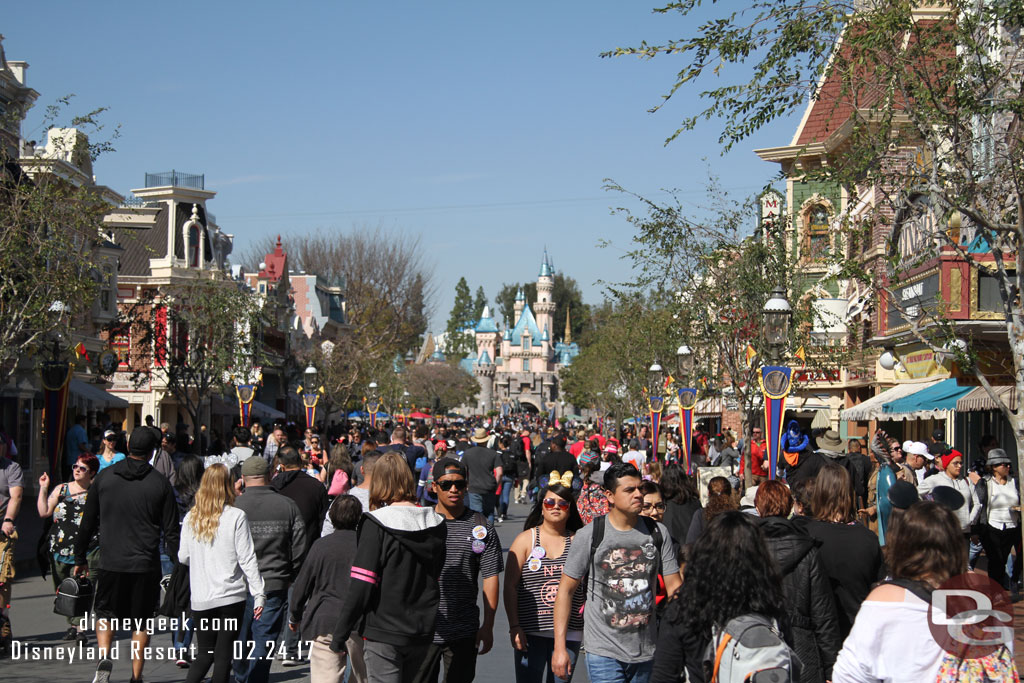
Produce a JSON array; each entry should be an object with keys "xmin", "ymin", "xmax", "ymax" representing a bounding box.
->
[
  {"xmin": 291, "ymin": 529, "xmax": 357, "ymax": 637},
  {"xmin": 332, "ymin": 506, "xmax": 446, "ymax": 648},
  {"xmin": 74, "ymin": 457, "xmax": 180, "ymax": 573},
  {"xmin": 272, "ymin": 469, "xmax": 328, "ymax": 554},
  {"xmin": 779, "ymin": 451, "xmax": 826, "ymax": 491},
  {"xmin": 663, "ymin": 498, "xmax": 701, "ymax": 548},
  {"xmin": 651, "ymin": 594, "xmax": 708, "ymax": 683},
  {"xmin": 234, "ymin": 486, "xmax": 307, "ymax": 591},
  {"xmin": 759, "ymin": 517, "xmax": 841, "ymax": 683}
]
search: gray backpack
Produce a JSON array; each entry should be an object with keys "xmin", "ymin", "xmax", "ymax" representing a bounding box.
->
[{"xmin": 704, "ymin": 614, "xmax": 798, "ymax": 683}]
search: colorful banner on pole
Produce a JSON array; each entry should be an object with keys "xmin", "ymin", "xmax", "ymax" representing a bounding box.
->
[
  {"xmin": 41, "ymin": 361, "xmax": 72, "ymax": 480},
  {"xmin": 236, "ymin": 384, "xmax": 257, "ymax": 427},
  {"xmin": 647, "ymin": 395, "xmax": 664, "ymax": 464},
  {"xmin": 759, "ymin": 365, "xmax": 793, "ymax": 481},
  {"xmin": 303, "ymin": 392, "xmax": 320, "ymax": 431},
  {"xmin": 367, "ymin": 401, "xmax": 380, "ymax": 429},
  {"xmin": 676, "ymin": 387, "xmax": 698, "ymax": 475}
]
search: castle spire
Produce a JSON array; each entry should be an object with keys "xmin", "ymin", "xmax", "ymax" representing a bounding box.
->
[{"xmin": 564, "ymin": 307, "xmax": 571, "ymax": 344}]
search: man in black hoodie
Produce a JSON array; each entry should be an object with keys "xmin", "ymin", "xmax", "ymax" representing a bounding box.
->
[{"xmin": 74, "ymin": 427, "xmax": 180, "ymax": 683}]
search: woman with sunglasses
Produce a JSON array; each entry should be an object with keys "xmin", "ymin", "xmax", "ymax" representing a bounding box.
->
[
  {"xmin": 37, "ymin": 453, "xmax": 100, "ymax": 642},
  {"xmin": 504, "ymin": 483, "xmax": 585, "ymax": 683},
  {"xmin": 98, "ymin": 429, "xmax": 126, "ymax": 471}
]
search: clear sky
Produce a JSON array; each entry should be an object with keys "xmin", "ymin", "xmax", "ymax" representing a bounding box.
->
[{"xmin": 6, "ymin": 1, "xmax": 800, "ymax": 330}]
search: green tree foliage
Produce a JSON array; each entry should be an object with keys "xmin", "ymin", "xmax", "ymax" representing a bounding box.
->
[
  {"xmin": 403, "ymin": 362, "xmax": 480, "ymax": 414},
  {"xmin": 472, "ymin": 286, "xmax": 488, "ymax": 321},
  {"xmin": 445, "ymin": 276, "xmax": 476, "ymax": 358}
]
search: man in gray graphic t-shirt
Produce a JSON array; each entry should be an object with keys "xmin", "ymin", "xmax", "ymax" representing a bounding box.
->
[{"xmin": 553, "ymin": 462, "xmax": 680, "ymax": 682}]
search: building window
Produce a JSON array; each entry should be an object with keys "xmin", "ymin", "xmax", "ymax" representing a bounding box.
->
[
  {"xmin": 112, "ymin": 331, "xmax": 130, "ymax": 367},
  {"xmin": 188, "ymin": 224, "xmax": 201, "ymax": 267},
  {"xmin": 523, "ymin": 358, "xmax": 530, "ymax": 372},
  {"xmin": 804, "ymin": 205, "xmax": 831, "ymax": 260}
]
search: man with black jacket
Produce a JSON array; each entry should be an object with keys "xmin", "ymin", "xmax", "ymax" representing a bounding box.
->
[
  {"xmin": 74, "ymin": 428, "xmax": 180, "ymax": 683},
  {"xmin": 233, "ymin": 456, "xmax": 306, "ymax": 683}
]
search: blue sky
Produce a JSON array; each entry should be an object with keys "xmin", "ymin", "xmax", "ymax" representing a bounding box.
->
[{"xmin": 6, "ymin": 2, "xmax": 800, "ymax": 330}]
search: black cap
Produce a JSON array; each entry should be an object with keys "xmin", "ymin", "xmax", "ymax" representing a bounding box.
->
[
  {"xmin": 887, "ymin": 480, "xmax": 919, "ymax": 510},
  {"xmin": 128, "ymin": 427, "xmax": 159, "ymax": 457},
  {"xmin": 927, "ymin": 485, "xmax": 965, "ymax": 511},
  {"xmin": 432, "ymin": 457, "xmax": 467, "ymax": 482}
]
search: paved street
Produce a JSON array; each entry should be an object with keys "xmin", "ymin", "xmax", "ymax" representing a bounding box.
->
[{"xmin": 4, "ymin": 500, "xmax": 591, "ymax": 682}]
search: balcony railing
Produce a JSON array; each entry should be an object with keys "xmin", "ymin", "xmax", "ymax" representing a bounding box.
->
[{"xmin": 145, "ymin": 170, "xmax": 204, "ymax": 190}]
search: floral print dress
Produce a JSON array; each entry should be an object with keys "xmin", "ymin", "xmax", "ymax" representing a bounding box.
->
[{"xmin": 49, "ymin": 484, "xmax": 97, "ymax": 564}]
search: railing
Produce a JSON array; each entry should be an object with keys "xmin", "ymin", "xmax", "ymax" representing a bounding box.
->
[
  {"xmin": 145, "ymin": 170, "xmax": 204, "ymax": 190},
  {"xmin": 119, "ymin": 195, "xmax": 148, "ymax": 207}
]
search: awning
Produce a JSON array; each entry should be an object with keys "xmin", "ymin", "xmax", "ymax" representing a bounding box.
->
[
  {"xmin": 69, "ymin": 379, "xmax": 129, "ymax": 409},
  {"xmin": 251, "ymin": 400, "xmax": 285, "ymax": 420},
  {"xmin": 695, "ymin": 397, "xmax": 723, "ymax": 417},
  {"xmin": 956, "ymin": 385, "xmax": 1018, "ymax": 412},
  {"xmin": 881, "ymin": 378, "xmax": 973, "ymax": 420},
  {"xmin": 840, "ymin": 380, "xmax": 941, "ymax": 421}
]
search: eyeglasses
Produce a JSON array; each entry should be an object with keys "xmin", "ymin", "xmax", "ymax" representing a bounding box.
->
[
  {"xmin": 436, "ymin": 479, "xmax": 467, "ymax": 491},
  {"xmin": 543, "ymin": 498, "xmax": 571, "ymax": 510},
  {"xmin": 72, "ymin": 465, "xmax": 89, "ymax": 473},
  {"xmin": 642, "ymin": 502, "xmax": 666, "ymax": 511}
]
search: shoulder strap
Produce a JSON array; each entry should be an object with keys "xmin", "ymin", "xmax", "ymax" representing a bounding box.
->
[
  {"xmin": 710, "ymin": 632, "xmax": 733, "ymax": 683},
  {"xmin": 588, "ymin": 515, "xmax": 606, "ymax": 581},
  {"xmin": 639, "ymin": 516, "xmax": 664, "ymax": 577},
  {"xmin": 880, "ymin": 577, "xmax": 933, "ymax": 604}
]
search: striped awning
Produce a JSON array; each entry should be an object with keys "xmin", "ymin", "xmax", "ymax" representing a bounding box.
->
[{"xmin": 956, "ymin": 385, "xmax": 1017, "ymax": 412}]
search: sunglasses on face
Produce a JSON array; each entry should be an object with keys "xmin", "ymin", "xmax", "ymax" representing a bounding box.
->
[
  {"xmin": 642, "ymin": 502, "xmax": 666, "ymax": 511},
  {"xmin": 543, "ymin": 498, "xmax": 570, "ymax": 510},
  {"xmin": 72, "ymin": 464, "xmax": 89, "ymax": 473},
  {"xmin": 437, "ymin": 479, "xmax": 467, "ymax": 491}
]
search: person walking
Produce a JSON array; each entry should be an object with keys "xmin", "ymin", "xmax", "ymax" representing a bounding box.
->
[
  {"xmin": 331, "ymin": 452, "xmax": 446, "ymax": 683},
  {"xmin": 658, "ymin": 465, "xmax": 700, "ymax": 550},
  {"xmin": 413, "ymin": 457, "xmax": 503, "ymax": 683},
  {"xmin": 504, "ymin": 484, "xmax": 586, "ymax": 683},
  {"xmin": 462, "ymin": 427, "xmax": 504, "ymax": 525},
  {"xmin": 37, "ymin": 452, "xmax": 99, "ymax": 642},
  {"xmin": 975, "ymin": 448, "xmax": 1021, "ymax": 592},
  {"xmin": 755, "ymin": 481, "xmax": 840, "ymax": 683},
  {"xmin": 73, "ymin": 428, "xmax": 180, "ymax": 683},
  {"xmin": 553, "ymin": 462, "xmax": 682, "ymax": 683},
  {"xmin": 170, "ymin": 453, "xmax": 203, "ymax": 667},
  {"xmin": 97, "ymin": 430, "xmax": 126, "ymax": 471},
  {"xmin": 232, "ymin": 456, "xmax": 306, "ymax": 683},
  {"xmin": 290, "ymin": 494, "xmax": 365, "ymax": 683},
  {"xmin": 178, "ymin": 464, "xmax": 265, "ymax": 683}
]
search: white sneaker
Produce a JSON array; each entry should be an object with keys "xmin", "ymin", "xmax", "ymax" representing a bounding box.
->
[{"xmin": 92, "ymin": 659, "xmax": 113, "ymax": 683}]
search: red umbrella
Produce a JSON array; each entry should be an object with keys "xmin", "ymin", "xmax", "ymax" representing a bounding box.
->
[{"xmin": 408, "ymin": 411, "xmax": 432, "ymax": 419}]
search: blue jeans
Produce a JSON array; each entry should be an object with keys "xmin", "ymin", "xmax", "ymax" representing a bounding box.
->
[
  {"xmin": 172, "ymin": 615, "xmax": 194, "ymax": 653},
  {"xmin": 499, "ymin": 476, "xmax": 515, "ymax": 517},
  {"xmin": 515, "ymin": 635, "xmax": 580, "ymax": 683},
  {"xmin": 232, "ymin": 589, "xmax": 288, "ymax": 683},
  {"xmin": 585, "ymin": 653, "xmax": 653, "ymax": 683},
  {"xmin": 467, "ymin": 492, "xmax": 497, "ymax": 524}
]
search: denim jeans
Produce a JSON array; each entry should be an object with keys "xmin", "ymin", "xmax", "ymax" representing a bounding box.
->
[
  {"xmin": 499, "ymin": 476, "xmax": 515, "ymax": 517},
  {"xmin": 585, "ymin": 653, "xmax": 653, "ymax": 683},
  {"xmin": 466, "ymin": 492, "xmax": 497, "ymax": 524},
  {"xmin": 232, "ymin": 589, "xmax": 288, "ymax": 683},
  {"xmin": 515, "ymin": 635, "xmax": 580, "ymax": 683},
  {"xmin": 172, "ymin": 615, "xmax": 194, "ymax": 653}
]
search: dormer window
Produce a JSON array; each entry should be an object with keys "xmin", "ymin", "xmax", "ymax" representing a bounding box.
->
[{"xmin": 803, "ymin": 204, "xmax": 831, "ymax": 261}]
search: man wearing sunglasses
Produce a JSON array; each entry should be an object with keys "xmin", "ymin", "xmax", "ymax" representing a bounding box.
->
[
  {"xmin": 552, "ymin": 462, "xmax": 681, "ymax": 683},
  {"xmin": 414, "ymin": 458, "xmax": 503, "ymax": 683}
]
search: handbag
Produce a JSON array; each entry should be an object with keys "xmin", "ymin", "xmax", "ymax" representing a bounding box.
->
[
  {"xmin": 157, "ymin": 562, "xmax": 191, "ymax": 617},
  {"xmin": 54, "ymin": 576, "xmax": 94, "ymax": 618}
]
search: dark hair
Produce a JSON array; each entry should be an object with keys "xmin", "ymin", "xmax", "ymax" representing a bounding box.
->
[
  {"xmin": 174, "ymin": 454, "xmax": 205, "ymax": 498},
  {"xmin": 659, "ymin": 464, "xmax": 698, "ymax": 505},
  {"xmin": 233, "ymin": 426, "xmax": 251, "ymax": 445},
  {"xmin": 550, "ymin": 432, "xmax": 567, "ymax": 451},
  {"xmin": 811, "ymin": 461, "xmax": 854, "ymax": 523},
  {"xmin": 581, "ymin": 459, "xmax": 601, "ymax": 481},
  {"xmin": 886, "ymin": 501, "xmax": 966, "ymax": 587},
  {"xmin": 523, "ymin": 484, "xmax": 583, "ymax": 532},
  {"xmin": 791, "ymin": 478, "xmax": 814, "ymax": 516},
  {"xmin": 77, "ymin": 453, "xmax": 100, "ymax": 475},
  {"xmin": 328, "ymin": 494, "xmax": 363, "ymax": 531},
  {"xmin": 415, "ymin": 424, "xmax": 429, "ymax": 439},
  {"xmin": 639, "ymin": 480, "xmax": 661, "ymax": 497},
  {"xmin": 754, "ymin": 480, "xmax": 793, "ymax": 518},
  {"xmin": 603, "ymin": 462, "xmax": 641, "ymax": 492},
  {"xmin": 277, "ymin": 446, "xmax": 302, "ymax": 468},
  {"xmin": 677, "ymin": 511, "xmax": 786, "ymax": 639},
  {"xmin": 704, "ymin": 476, "xmax": 736, "ymax": 521}
]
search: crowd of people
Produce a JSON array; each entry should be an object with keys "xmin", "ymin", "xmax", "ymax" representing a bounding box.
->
[{"xmin": 0, "ymin": 412, "xmax": 1019, "ymax": 683}]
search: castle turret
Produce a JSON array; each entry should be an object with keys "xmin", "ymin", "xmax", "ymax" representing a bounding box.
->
[
  {"xmin": 535, "ymin": 250, "xmax": 555, "ymax": 339},
  {"xmin": 474, "ymin": 305, "xmax": 500, "ymax": 370},
  {"xmin": 514, "ymin": 287, "xmax": 525, "ymax": 325}
]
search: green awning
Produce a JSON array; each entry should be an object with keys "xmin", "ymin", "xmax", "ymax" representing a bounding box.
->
[{"xmin": 881, "ymin": 378, "xmax": 973, "ymax": 420}]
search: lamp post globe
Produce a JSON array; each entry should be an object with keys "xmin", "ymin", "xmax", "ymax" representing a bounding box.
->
[
  {"xmin": 676, "ymin": 345, "xmax": 693, "ymax": 383},
  {"xmin": 304, "ymin": 365, "xmax": 318, "ymax": 387},
  {"xmin": 763, "ymin": 286, "xmax": 792, "ymax": 362},
  {"xmin": 648, "ymin": 362, "xmax": 664, "ymax": 394}
]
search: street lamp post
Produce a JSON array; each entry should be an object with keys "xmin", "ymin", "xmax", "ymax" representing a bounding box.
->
[
  {"xmin": 675, "ymin": 344, "xmax": 699, "ymax": 475},
  {"xmin": 401, "ymin": 389, "xmax": 411, "ymax": 426},
  {"xmin": 760, "ymin": 286, "xmax": 793, "ymax": 481},
  {"xmin": 298, "ymin": 365, "xmax": 323, "ymax": 432},
  {"xmin": 366, "ymin": 380, "xmax": 381, "ymax": 429},
  {"xmin": 40, "ymin": 329, "xmax": 73, "ymax": 481},
  {"xmin": 646, "ymin": 362, "xmax": 666, "ymax": 463}
]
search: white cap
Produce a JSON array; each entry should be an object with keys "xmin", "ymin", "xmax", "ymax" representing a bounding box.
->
[
  {"xmin": 902, "ymin": 440, "xmax": 914, "ymax": 453},
  {"xmin": 908, "ymin": 441, "xmax": 933, "ymax": 460}
]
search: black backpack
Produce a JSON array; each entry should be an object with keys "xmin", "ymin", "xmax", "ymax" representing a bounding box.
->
[{"xmin": 54, "ymin": 576, "xmax": 94, "ymax": 618}]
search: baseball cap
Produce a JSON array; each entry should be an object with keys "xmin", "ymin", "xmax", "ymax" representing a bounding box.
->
[
  {"xmin": 901, "ymin": 440, "xmax": 914, "ymax": 453},
  {"xmin": 907, "ymin": 441, "xmax": 933, "ymax": 460},
  {"xmin": 240, "ymin": 456, "xmax": 269, "ymax": 477},
  {"xmin": 103, "ymin": 429, "xmax": 116, "ymax": 440},
  {"xmin": 432, "ymin": 457, "xmax": 467, "ymax": 481}
]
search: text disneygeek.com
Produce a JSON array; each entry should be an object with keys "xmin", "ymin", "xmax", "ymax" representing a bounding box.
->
[{"xmin": 10, "ymin": 640, "xmax": 315, "ymax": 663}]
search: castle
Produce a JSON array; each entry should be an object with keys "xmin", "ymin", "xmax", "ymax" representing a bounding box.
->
[{"xmin": 465, "ymin": 252, "xmax": 579, "ymax": 415}]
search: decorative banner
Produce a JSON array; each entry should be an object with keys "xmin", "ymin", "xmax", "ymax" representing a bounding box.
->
[
  {"xmin": 303, "ymin": 391, "xmax": 320, "ymax": 431},
  {"xmin": 596, "ymin": 415, "xmax": 604, "ymax": 435},
  {"xmin": 759, "ymin": 365, "xmax": 793, "ymax": 480},
  {"xmin": 677, "ymin": 387, "xmax": 698, "ymax": 475},
  {"xmin": 647, "ymin": 395, "xmax": 665, "ymax": 463},
  {"xmin": 236, "ymin": 384, "xmax": 257, "ymax": 428},
  {"xmin": 366, "ymin": 400, "xmax": 380, "ymax": 429},
  {"xmin": 41, "ymin": 361, "xmax": 73, "ymax": 480}
]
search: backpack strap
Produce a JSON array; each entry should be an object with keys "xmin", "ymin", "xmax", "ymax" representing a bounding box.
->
[
  {"xmin": 638, "ymin": 515, "xmax": 664, "ymax": 578},
  {"xmin": 710, "ymin": 632, "xmax": 733, "ymax": 683},
  {"xmin": 878, "ymin": 577, "xmax": 933, "ymax": 604},
  {"xmin": 587, "ymin": 515, "xmax": 606, "ymax": 582}
]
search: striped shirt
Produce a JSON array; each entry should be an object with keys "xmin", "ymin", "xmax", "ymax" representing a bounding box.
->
[
  {"xmin": 434, "ymin": 507, "xmax": 503, "ymax": 643},
  {"xmin": 517, "ymin": 527, "xmax": 585, "ymax": 636}
]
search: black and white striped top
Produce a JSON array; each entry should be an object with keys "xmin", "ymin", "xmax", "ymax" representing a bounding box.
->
[{"xmin": 517, "ymin": 527, "xmax": 586, "ymax": 635}]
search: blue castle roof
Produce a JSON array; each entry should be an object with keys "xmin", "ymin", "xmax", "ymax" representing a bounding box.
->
[
  {"xmin": 509, "ymin": 304, "xmax": 543, "ymax": 348},
  {"xmin": 477, "ymin": 349, "xmax": 492, "ymax": 365},
  {"xmin": 474, "ymin": 305, "xmax": 498, "ymax": 333},
  {"xmin": 539, "ymin": 249, "xmax": 553, "ymax": 277}
]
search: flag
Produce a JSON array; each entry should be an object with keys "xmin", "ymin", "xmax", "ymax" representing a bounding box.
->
[
  {"xmin": 74, "ymin": 342, "xmax": 90, "ymax": 362},
  {"xmin": 794, "ymin": 345, "xmax": 806, "ymax": 369},
  {"xmin": 745, "ymin": 344, "xmax": 757, "ymax": 367},
  {"xmin": 663, "ymin": 374, "xmax": 674, "ymax": 389}
]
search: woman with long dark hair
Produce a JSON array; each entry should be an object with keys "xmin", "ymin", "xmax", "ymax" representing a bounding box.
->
[
  {"xmin": 659, "ymin": 464, "xmax": 700, "ymax": 548},
  {"xmin": 504, "ymin": 483, "xmax": 586, "ymax": 682},
  {"xmin": 653, "ymin": 511, "xmax": 788, "ymax": 683},
  {"xmin": 684, "ymin": 476, "xmax": 735, "ymax": 546},
  {"xmin": 755, "ymin": 480, "xmax": 840, "ymax": 683},
  {"xmin": 802, "ymin": 462, "xmax": 883, "ymax": 638}
]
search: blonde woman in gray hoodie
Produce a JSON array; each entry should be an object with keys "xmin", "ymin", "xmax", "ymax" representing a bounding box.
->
[{"xmin": 179, "ymin": 463, "xmax": 265, "ymax": 683}]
